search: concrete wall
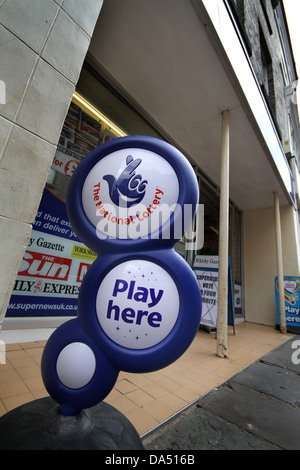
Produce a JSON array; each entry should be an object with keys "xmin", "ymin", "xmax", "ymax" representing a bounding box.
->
[
  {"xmin": 243, "ymin": 204, "xmax": 300, "ymax": 326},
  {"xmin": 0, "ymin": 0, "xmax": 104, "ymax": 326}
]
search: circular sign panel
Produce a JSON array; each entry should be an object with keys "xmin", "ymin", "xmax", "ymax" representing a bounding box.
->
[
  {"xmin": 82, "ymin": 148, "xmax": 179, "ymax": 240},
  {"xmin": 96, "ymin": 260, "xmax": 180, "ymax": 350}
]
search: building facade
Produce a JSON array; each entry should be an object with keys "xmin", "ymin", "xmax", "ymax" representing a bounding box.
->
[{"xmin": 1, "ymin": 0, "xmax": 300, "ymax": 338}]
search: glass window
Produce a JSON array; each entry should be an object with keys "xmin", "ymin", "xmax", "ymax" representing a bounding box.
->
[{"xmin": 47, "ymin": 94, "xmax": 126, "ymax": 204}]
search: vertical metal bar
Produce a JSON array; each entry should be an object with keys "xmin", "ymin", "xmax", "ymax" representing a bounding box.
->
[
  {"xmin": 217, "ymin": 110, "xmax": 230, "ymax": 358},
  {"xmin": 274, "ymin": 192, "xmax": 287, "ymax": 334},
  {"xmin": 230, "ymin": 204, "xmax": 235, "ymax": 290}
]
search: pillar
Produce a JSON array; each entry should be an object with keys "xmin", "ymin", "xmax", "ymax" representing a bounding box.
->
[
  {"xmin": 274, "ymin": 192, "xmax": 287, "ymax": 334},
  {"xmin": 217, "ymin": 110, "xmax": 230, "ymax": 358}
]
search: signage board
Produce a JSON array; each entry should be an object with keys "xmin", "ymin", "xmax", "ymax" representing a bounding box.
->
[
  {"xmin": 275, "ymin": 276, "xmax": 300, "ymax": 331},
  {"xmin": 41, "ymin": 136, "xmax": 203, "ymax": 415},
  {"xmin": 193, "ymin": 255, "xmax": 235, "ymax": 332},
  {"xmin": 193, "ymin": 255, "xmax": 219, "ymax": 328}
]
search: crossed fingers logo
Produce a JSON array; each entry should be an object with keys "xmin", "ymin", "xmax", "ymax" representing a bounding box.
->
[{"xmin": 103, "ymin": 155, "xmax": 148, "ymax": 208}]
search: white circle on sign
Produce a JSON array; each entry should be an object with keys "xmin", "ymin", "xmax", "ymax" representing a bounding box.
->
[
  {"xmin": 96, "ymin": 260, "xmax": 179, "ymax": 350},
  {"xmin": 82, "ymin": 148, "xmax": 179, "ymax": 239},
  {"xmin": 56, "ymin": 342, "xmax": 96, "ymax": 389}
]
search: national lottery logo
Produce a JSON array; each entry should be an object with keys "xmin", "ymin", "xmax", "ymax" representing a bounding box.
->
[
  {"xmin": 103, "ymin": 155, "xmax": 148, "ymax": 207},
  {"xmin": 82, "ymin": 148, "xmax": 181, "ymax": 240},
  {"xmin": 277, "ymin": 277, "xmax": 300, "ymax": 305}
]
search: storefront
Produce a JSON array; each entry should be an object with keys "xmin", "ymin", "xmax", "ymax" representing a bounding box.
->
[{"xmin": 5, "ymin": 64, "xmax": 244, "ymax": 320}]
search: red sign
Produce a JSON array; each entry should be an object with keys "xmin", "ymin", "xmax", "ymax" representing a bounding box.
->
[
  {"xmin": 76, "ymin": 262, "xmax": 91, "ymax": 283},
  {"xmin": 18, "ymin": 251, "xmax": 72, "ymax": 281}
]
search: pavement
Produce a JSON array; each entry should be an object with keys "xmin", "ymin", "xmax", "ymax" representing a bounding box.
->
[{"xmin": 142, "ymin": 336, "xmax": 300, "ymax": 450}]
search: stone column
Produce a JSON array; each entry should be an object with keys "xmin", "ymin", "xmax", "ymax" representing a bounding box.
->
[{"xmin": 217, "ymin": 110, "xmax": 230, "ymax": 358}]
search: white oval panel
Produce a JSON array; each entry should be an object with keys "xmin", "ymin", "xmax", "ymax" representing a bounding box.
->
[
  {"xmin": 96, "ymin": 260, "xmax": 180, "ymax": 349},
  {"xmin": 82, "ymin": 148, "xmax": 179, "ymax": 239},
  {"xmin": 56, "ymin": 342, "xmax": 96, "ymax": 389}
]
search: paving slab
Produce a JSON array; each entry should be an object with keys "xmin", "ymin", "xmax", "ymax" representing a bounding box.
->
[
  {"xmin": 231, "ymin": 360, "xmax": 300, "ymax": 405},
  {"xmin": 143, "ymin": 403, "xmax": 280, "ymax": 450},
  {"xmin": 199, "ymin": 381, "xmax": 300, "ymax": 450},
  {"xmin": 143, "ymin": 336, "xmax": 300, "ymax": 451},
  {"xmin": 262, "ymin": 338, "xmax": 300, "ymax": 374}
]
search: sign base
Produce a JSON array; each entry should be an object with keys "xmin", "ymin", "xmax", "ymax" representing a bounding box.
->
[{"xmin": 0, "ymin": 397, "xmax": 144, "ymax": 450}]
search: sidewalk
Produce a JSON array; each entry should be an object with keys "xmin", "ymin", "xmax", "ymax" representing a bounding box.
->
[
  {"xmin": 0, "ymin": 321, "xmax": 294, "ymax": 438},
  {"xmin": 143, "ymin": 336, "xmax": 300, "ymax": 450}
]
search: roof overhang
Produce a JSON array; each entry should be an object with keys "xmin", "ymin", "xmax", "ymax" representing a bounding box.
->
[{"xmin": 87, "ymin": 0, "xmax": 295, "ymax": 211}]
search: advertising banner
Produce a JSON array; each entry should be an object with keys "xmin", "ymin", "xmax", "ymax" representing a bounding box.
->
[
  {"xmin": 6, "ymin": 189, "xmax": 96, "ymax": 316},
  {"xmin": 193, "ymin": 255, "xmax": 235, "ymax": 331},
  {"xmin": 5, "ymin": 100, "xmax": 119, "ymax": 317},
  {"xmin": 193, "ymin": 255, "xmax": 219, "ymax": 328},
  {"xmin": 52, "ymin": 149, "xmax": 80, "ymax": 178},
  {"xmin": 275, "ymin": 276, "xmax": 300, "ymax": 331}
]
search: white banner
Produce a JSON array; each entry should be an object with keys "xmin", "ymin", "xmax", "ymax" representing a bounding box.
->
[{"xmin": 193, "ymin": 255, "xmax": 218, "ymax": 328}]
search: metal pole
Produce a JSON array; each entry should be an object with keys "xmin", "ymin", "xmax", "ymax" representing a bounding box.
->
[
  {"xmin": 273, "ymin": 192, "xmax": 287, "ymax": 334},
  {"xmin": 217, "ymin": 110, "xmax": 230, "ymax": 358}
]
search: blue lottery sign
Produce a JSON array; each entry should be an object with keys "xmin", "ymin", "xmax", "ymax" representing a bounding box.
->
[{"xmin": 41, "ymin": 136, "xmax": 202, "ymax": 415}]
